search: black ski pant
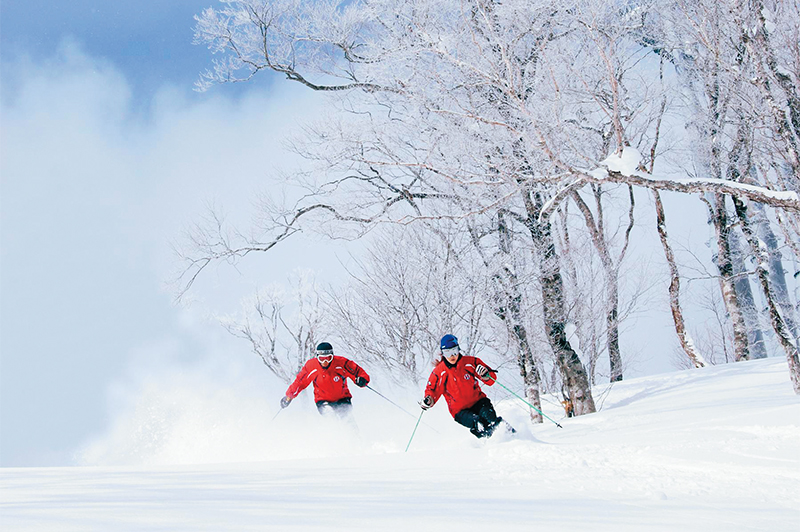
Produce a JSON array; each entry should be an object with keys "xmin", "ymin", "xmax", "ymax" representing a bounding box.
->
[
  {"xmin": 315, "ymin": 397, "xmax": 353, "ymax": 418},
  {"xmin": 454, "ymin": 397, "xmax": 502, "ymax": 438}
]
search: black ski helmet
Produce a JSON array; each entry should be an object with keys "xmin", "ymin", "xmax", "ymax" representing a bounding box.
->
[{"xmin": 316, "ymin": 342, "xmax": 334, "ymax": 356}]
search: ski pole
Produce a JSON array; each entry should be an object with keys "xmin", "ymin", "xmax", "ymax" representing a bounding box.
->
[
  {"xmin": 271, "ymin": 409, "xmax": 283, "ymax": 422},
  {"xmin": 366, "ymin": 385, "xmax": 441, "ymax": 434},
  {"xmin": 405, "ymin": 410, "xmax": 424, "ymax": 452},
  {"xmin": 489, "ymin": 377, "xmax": 563, "ymax": 428}
]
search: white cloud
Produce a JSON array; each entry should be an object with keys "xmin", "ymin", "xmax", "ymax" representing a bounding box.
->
[{"xmin": 0, "ymin": 40, "xmax": 335, "ymax": 466}]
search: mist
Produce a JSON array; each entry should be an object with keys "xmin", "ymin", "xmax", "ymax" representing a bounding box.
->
[{"xmin": 0, "ymin": 40, "xmax": 342, "ymax": 466}]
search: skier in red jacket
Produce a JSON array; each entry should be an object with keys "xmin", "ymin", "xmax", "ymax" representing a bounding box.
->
[
  {"xmin": 280, "ymin": 342, "xmax": 370, "ymax": 418},
  {"xmin": 420, "ymin": 334, "xmax": 511, "ymax": 438}
]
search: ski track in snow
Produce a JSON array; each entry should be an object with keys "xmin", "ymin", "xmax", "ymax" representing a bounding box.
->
[{"xmin": 2, "ymin": 358, "xmax": 799, "ymax": 531}]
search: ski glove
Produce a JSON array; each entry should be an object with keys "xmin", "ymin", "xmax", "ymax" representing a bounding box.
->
[
  {"xmin": 420, "ymin": 395, "xmax": 434, "ymax": 410},
  {"xmin": 475, "ymin": 364, "xmax": 490, "ymax": 381},
  {"xmin": 280, "ymin": 396, "xmax": 292, "ymax": 409},
  {"xmin": 355, "ymin": 376, "xmax": 368, "ymax": 388}
]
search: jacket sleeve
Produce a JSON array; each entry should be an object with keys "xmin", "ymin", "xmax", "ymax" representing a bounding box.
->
[
  {"xmin": 286, "ymin": 361, "xmax": 314, "ymax": 399},
  {"xmin": 424, "ymin": 368, "xmax": 445, "ymax": 403},
  {"xmin": 344, "ymin": 359, "xmax": 370, "ymax": 384},
  {"xmin": 473, "ymin": 356, "xmax": 497, "ymax": 385}
]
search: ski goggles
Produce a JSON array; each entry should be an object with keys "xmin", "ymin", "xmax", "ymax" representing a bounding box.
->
[
  {"xmin": 316, "ymin": 351, "xmax": 334, "ymax": 363},
  {"xmin": 442, "ymin": 346, "xmax": 460, "ymax": 358}
]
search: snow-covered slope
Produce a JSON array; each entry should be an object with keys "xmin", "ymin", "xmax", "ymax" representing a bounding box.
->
[{"xmin": 2, "ymin": 358, "xmax": 798, "ymax": 531}]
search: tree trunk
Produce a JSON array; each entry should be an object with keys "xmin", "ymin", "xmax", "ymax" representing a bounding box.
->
[
  {"xmin": 753, "ymin": 204, "xmax": 800, "ymax": 345},
  {"xmin": 710, "ymin": 194, "xmax": 752, "ymax": 361},
  {"xmin": 654, "ymin": 191, "xmax": 708, "ymax": 368},
  {"xmin": 512, "ymin": 319, "xmax": 544, "ymax": 424},
  {"xmin": 606, "ymin": 284, "xmax": 623, "ymax": 382},
  {"xmin": 470, "ymin": 218, "xmax": 544, "ymax": 423},
  {"xmin": 525, "ymin": 190, "xmax": 596, "ymax": 415},
  {"xmin": 733, "ymin": 198, "xmax": 800, "ymax": 394},
  {"xmin": 497, "ymin": 212, "xmax": 544, "ymax": 422},
  {"xmin": 730, "ymin": 230, "xmax": 769, "ymax": 359},
  {"xmin": 570, "ymin": 189, "xmax": 624, "ymax": 382},
  {"xmin": 491, "ymin": 267, "xmax": 545, "ymax": 424}
]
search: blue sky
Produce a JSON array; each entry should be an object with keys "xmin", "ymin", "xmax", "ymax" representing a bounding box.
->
[{"xmin": 1, "ymin": 1, "xmax": 232, "ymax": 102}]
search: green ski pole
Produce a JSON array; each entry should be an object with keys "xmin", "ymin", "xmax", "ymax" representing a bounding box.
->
[
  {"xmin": 405, "ymin": 410, "xmax": 425, "ymax": 452},
  {"xmin": 490, "ymin": 377, "xmax": 563, "ymax": 428}
]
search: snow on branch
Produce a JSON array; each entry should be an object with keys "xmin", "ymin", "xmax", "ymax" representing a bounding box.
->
[
  {"xmin": 598, "ymin": 171, "xmax": 800, "ymax": 211},
  {"xmin": 540, "ymin": 147, "xmax": 800, "ymax": 221}
]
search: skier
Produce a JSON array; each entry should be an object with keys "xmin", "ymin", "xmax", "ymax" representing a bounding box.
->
[
  {"xmin": 419, "ymin": 334, "xmax": 511, "ymax": 438},
  {"xmin": 280, "ymin": 342, "xmax": 370, "ymax": 419}
]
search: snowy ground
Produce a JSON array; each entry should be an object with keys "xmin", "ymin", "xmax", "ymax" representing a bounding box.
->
[{"xmin": 2, "ymin": 357, "xmax": 799, "ymax": 531}]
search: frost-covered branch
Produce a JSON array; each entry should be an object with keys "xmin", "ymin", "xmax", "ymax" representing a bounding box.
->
[{"xmin": 539, "ymin": 148, "xmax": 800, "ymax": 222}]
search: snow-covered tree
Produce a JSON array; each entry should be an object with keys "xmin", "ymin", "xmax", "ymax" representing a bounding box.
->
[
  {"xmin": 555, "ymin": 187, "xmax": 650, "ymax": 383},
  {"xmin": 183, "ymin": 0, "xmax": 800, "ymax": 396},
  {"xmin": 466, "ymin": 212, "xmax": 549, "ymax": 421},
  {"xmin": 325, "ymin": 224, "xmax": 492, "ymax": 384},
  {"xmin": 220, "ymin": 269, "xmax": 327, "ymax": 383},
  {"xmin": 651, "ymin": 0, "xmax": 800, "ymax": 386}
]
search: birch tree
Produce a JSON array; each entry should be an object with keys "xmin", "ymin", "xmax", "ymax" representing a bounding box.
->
[
  {"xmin": 653, "ymin": 0, "xmax": 800, "ymax": 387},
  {"xmin": 555, "ymin": 188, "xmax": 647, "ymax": 383},
  {"xmin": 185, "ymin": 0, "xmax": 800, "ymax": 397},
  {"xmin": 190, "ymin": 0, "xmax": 603, "ymax": 413},
  {"xmin": 568, "ymin": 186, "xmax": 635, "ymax": 382},
  {"xmin": 467, "ymin": 213, "xmax": 547, "ymax": 421},
  {"xmin": 654, "ymin": 0, "xmax": 757, "ymax": 362}
]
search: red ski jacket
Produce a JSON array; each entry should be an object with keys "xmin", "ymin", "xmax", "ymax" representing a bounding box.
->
[
  {"xmin": 285, "ymin": 356, "xmax": 370, "ymax": 403},
  {"xmin": 424, "ymin": 355, "xmax": 497, "ymax": 417}
]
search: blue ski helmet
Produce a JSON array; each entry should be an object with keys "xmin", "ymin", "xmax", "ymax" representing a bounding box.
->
[{"xmin": 440, "ymin": 334, "xmax": 459, "ymax": 350}]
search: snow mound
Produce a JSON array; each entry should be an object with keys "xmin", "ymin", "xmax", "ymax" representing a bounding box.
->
[{"xmin": 601, "ymin": 146, "xmax": 643, "ymax": 175}]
